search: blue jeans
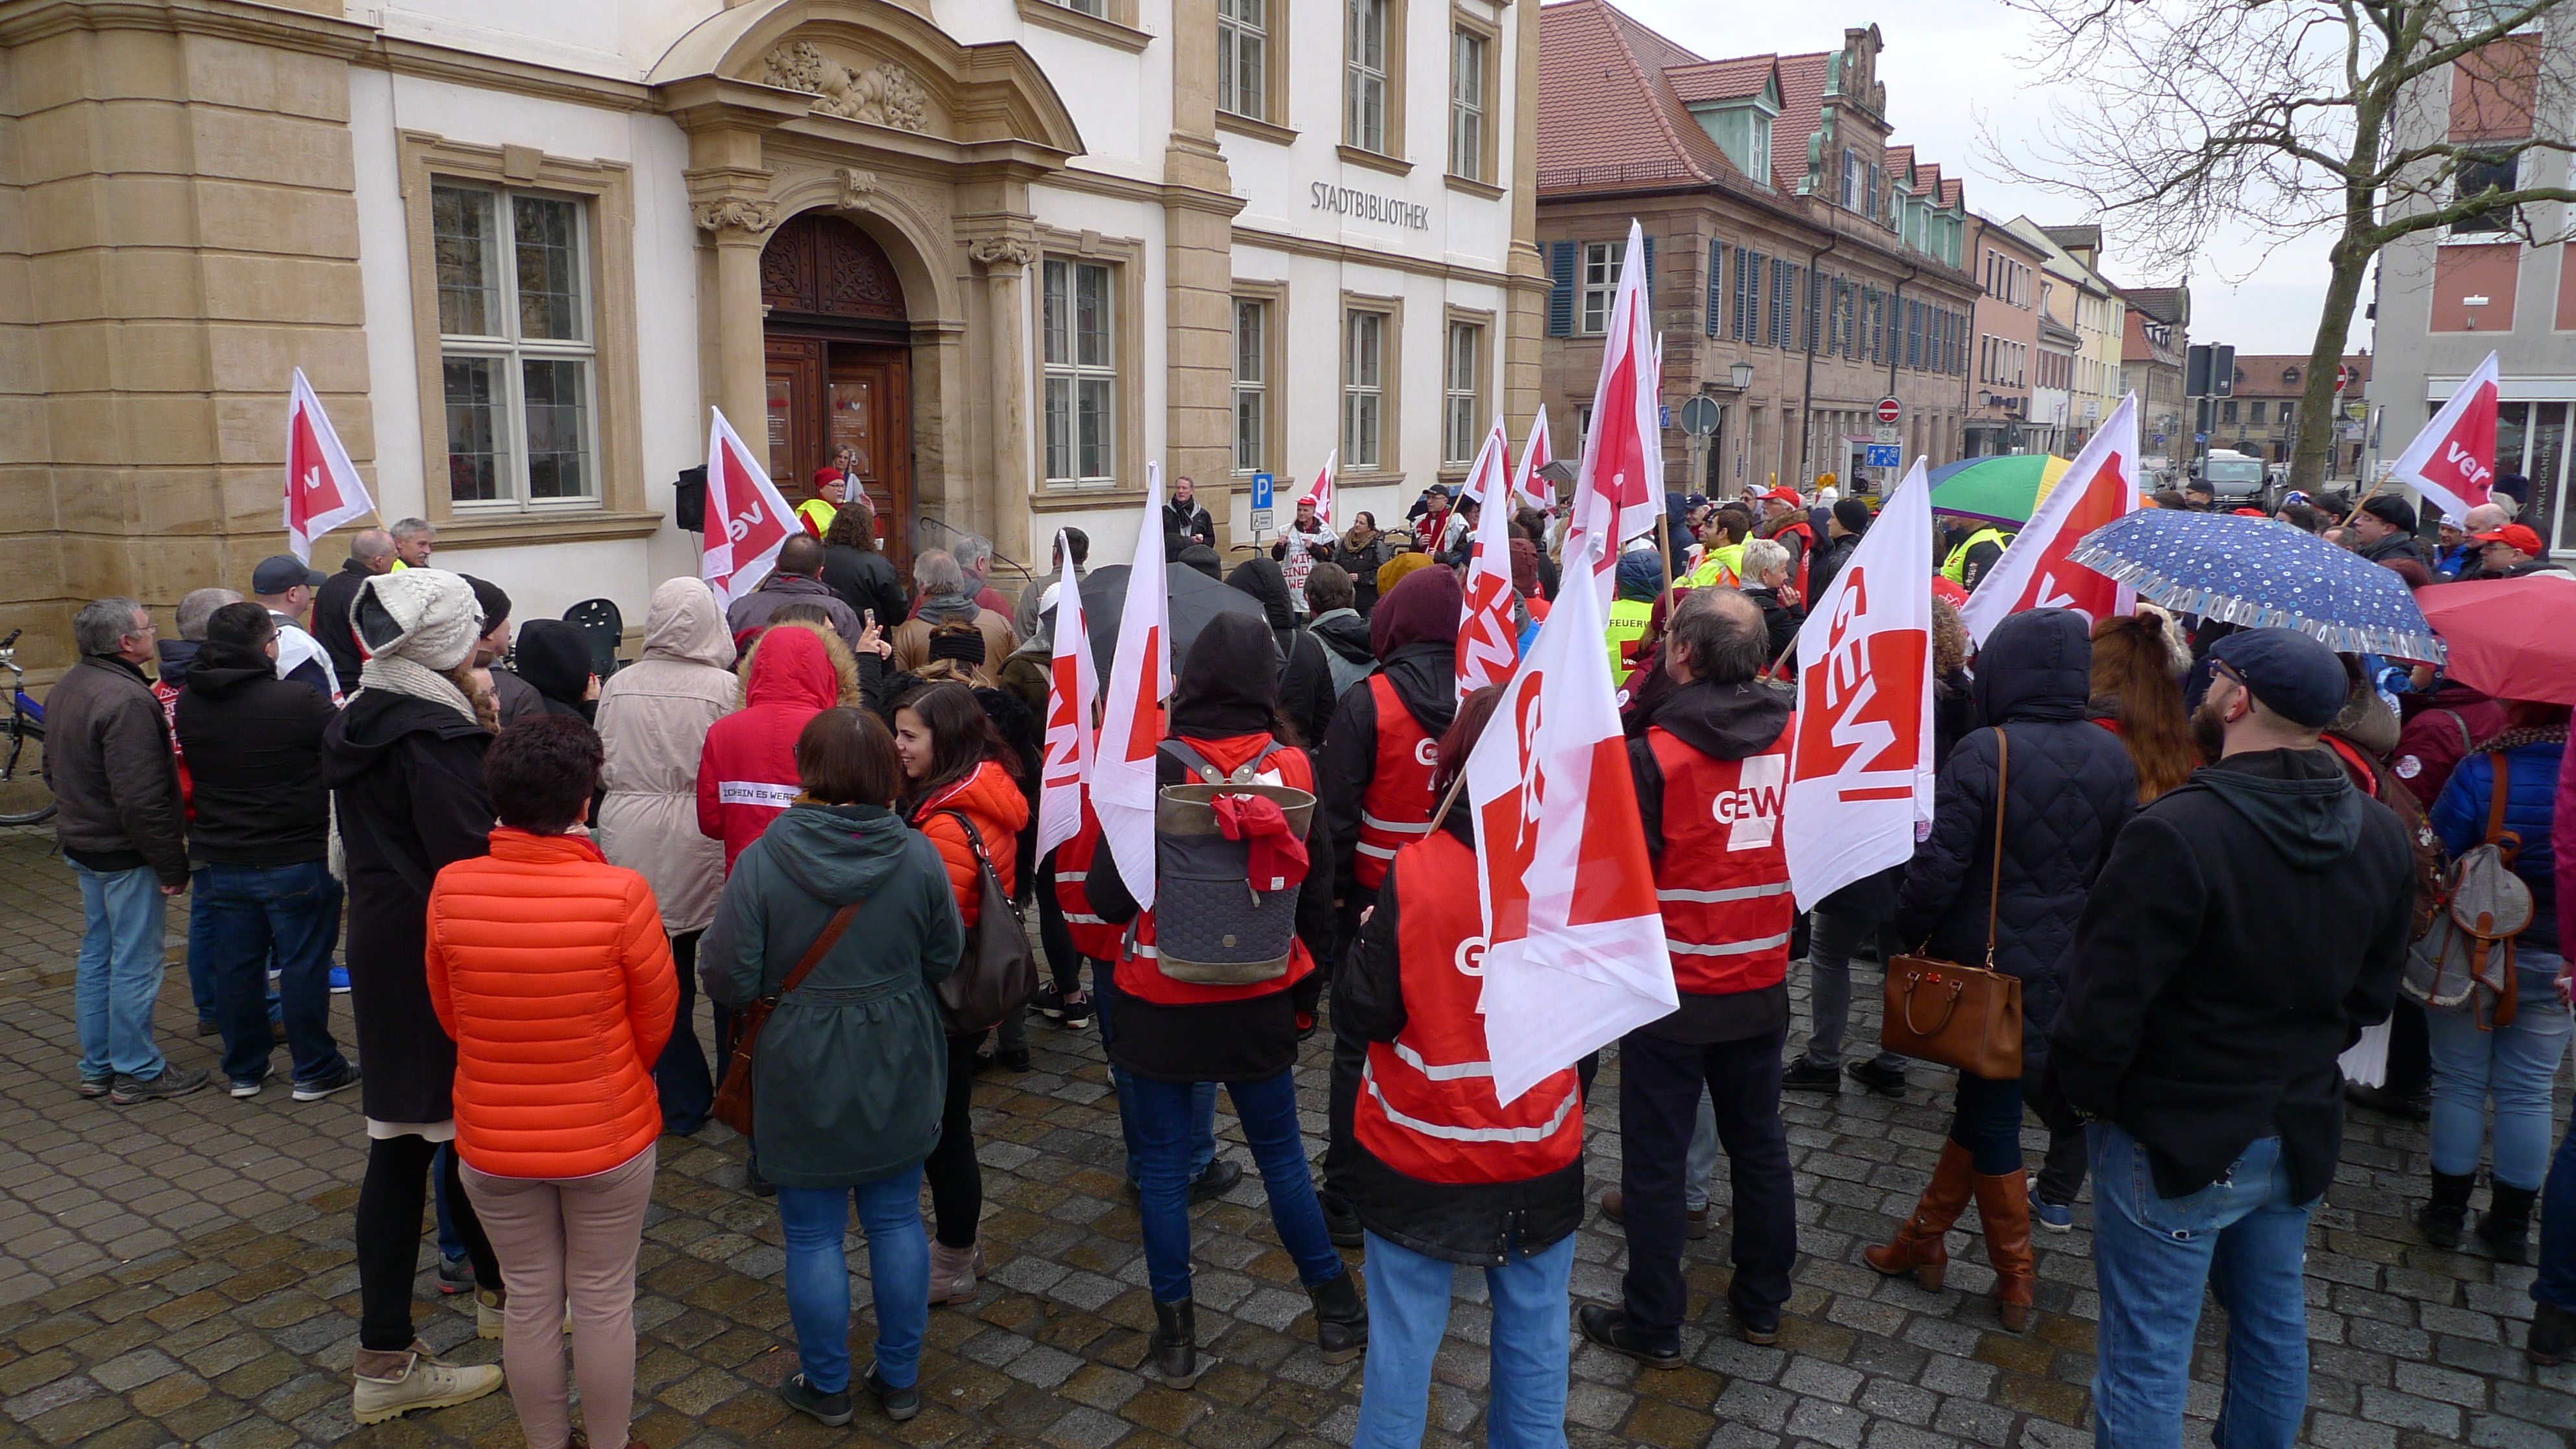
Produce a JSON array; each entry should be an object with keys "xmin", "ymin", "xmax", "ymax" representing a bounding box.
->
[
  {"xmin": 193, "ymin": 862, "xmax": 346, "ymax": 1086},
  {"xmin": 70, "ymin": 861, "xmax": 169, "ymax": 1082},
  {"xmin": 2426, "ymin": 948, "xmax": 2572, "ymax": 1190},
  {"xmin": 2089, "ymin": 1124, "xmax": 2310, "ymax": 1449},
  {"xmin": 188, "ymin": 894, "xmax": 281, "ymax": 1033},
  {"xmin": 775, "ymin": 1167, "xmax": 930, "ymax": 1394},
  {"xmin": 1091, "ymin": 959, "xmax": 1215, "ymax": 1186},
  {"xmin": 2540, "ymin": 1118, "xmax": 2576, "ymax": 1314},
  {"xmin": 1357, "ymin": 1230, "xmax": 1572, "ymax": 1449},
  {"xmin": 1130, "ymin": 1068, "xmax": 1342, "ymax": 1304}
]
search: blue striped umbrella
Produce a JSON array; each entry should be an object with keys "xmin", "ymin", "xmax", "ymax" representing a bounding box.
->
[{"xmin": 2070, "ymin": 510, "xmax": 2447, "ymax": 662}]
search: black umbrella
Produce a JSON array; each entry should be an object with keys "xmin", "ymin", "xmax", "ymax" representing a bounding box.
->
[{"xmin": 1078, "ymin": 563, "xmax": 1273, "ymax": 678}]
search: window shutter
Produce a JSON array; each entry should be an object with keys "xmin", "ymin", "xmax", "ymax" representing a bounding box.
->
[
  {"xmin": 1706, "ymin": 240, "xmax": 1724, "ymax": 337},
  {"xmin": 1641, "ymin": 236, "xmax": 1657, "ymax": 307},
  {"xmin": 1547, "ymin": 241, "xmax": 1576, "ymax": 337},
  {"xmin": 1737, "ymin": 247, "xmax": 1755, "ymax": 340}
]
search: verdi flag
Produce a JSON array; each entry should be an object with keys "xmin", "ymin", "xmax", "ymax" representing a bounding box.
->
[
  {"xmin": 1035, "ymin": 528, "xmax": 1100, "ymax": 862},
  {"xmin": 282, "ymin": 367, "xmax": 376, "ymax": 562},
  {"xmin": 1304, "ymin": 450, "xmax": 1337, "ymax": 530},
  {"xmin": 1455, "ymin": 417, "xmax": 1519, "ymax": 696},
  {"xmin": 701, "ymin": 408, "xmax": 797, "ymax": 608},
  {"xmin": 1512, "ymin": 405, "xmax": 1555, "ymax": 513},
  {"xmin": 1564, "ymin": 221, "xmax": 1663, "ymax": 611},
  {"xmin": 2389, "ymin": 351, "xmax": 2501, "ymax": 520},
  {"xmin": 1095, "ymin": 464, "xmax": 1172, "ymax": 906},
  {"xmin": 1959, "ymin": 391, "xmax": 2140, "ymax": 643},
  {"xmin": 1785, "ymin": 456, "xmax": 1936, "ymax": 910},
  {"xmin": 1465, "ymin": 533, "xmax": 1677, "ymax": 1105}
]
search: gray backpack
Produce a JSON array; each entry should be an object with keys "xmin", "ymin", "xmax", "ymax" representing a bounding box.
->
[
  {"xmin": 1143, "ymin": 741, "xmax": 1317, "ymax": 986},
  {"xmin": 2402, "ymin": 751, "xmax": 2530, "ymax": 1025}
]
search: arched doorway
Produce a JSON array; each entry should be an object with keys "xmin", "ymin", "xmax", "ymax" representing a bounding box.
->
[{"xmin": 762, "ymin": 212, "xmax": 914, "ymax": 571}]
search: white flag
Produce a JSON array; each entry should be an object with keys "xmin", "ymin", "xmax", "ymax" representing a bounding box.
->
[
  {"xmin": 1095, "ymin": 464, "xmax": 1171, "ymax": 907},
  {"xmin": 1456, "ymin": 417, "xmax": 1520, "ymax": 696},
  {"xmin": 1959, "ymin": 392, "xmax": 2140, "ymax": 644},
  {"xmin": 1785, "ymin": 457, "xmax": 1937, "ymax": 910},
  {"xmin": 1305, "ymin": 451, "xmax": 1337, "ymax": 530},
  {"xmin": 1466, "ymin": 534, "xmax": 1678, "ymax": 1104},
  {"xmin": 701, "ymin": 408, "xmax": 799, "ymax": 608},
  {"xmin": 2388, "ymin": 351, "xmax": 2502, "ymax": 521},
  {"xmin": 1512, "ymin": 406, "xmax": 1555, "ymax": 513},
  {"xmin": 282, "ymin": 368, "xmax": 377, "ymax": 562},
  {"xmin": 1035, "ymin": 529, "xmax": 1100, "ymax": 861},
  {"xmin": 1563, "ymin": 221, "xmax": 1664, "ymax": 612}
]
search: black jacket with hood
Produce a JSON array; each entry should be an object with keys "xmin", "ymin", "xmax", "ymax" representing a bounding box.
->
[
  {"xmin": 1340, "ymin": 806, "xmax": 1585, "ymax": 1265},
  {"xmin": 173, "ymin": 641, "xmax": 336, "ymax": 866},
  {"xmin": 323, "ymin": 691, "xmax": 495, "ymax": 1123},
  {"xmin": 1318, "ymin": 569, "xmax": 1463, "ymax": 902},
  {"xmin": 1892, "ymin": 608, "xmax": 2136, "ymax": 1076},
  {"xmin": 512, "ymin": 619, "xmax": 597, "ymax": 723},
  {"xmin": 1629, "ymin": 677, "xmax": 1796, "ymax": 1044},
  {"xmin": 1227, "ymin": 558, "xmax": 1336, "ymax": 745},
  {"xmin": 312, "ymin": 556, "xmax": 376, "ymax": 687},
  {"xmin": 2047, "ymin": 747, "xmax": 2412, "ymax": 1200}
]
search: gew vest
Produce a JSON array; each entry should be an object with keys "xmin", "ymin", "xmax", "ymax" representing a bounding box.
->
[
  {"xmin": 1353, "ymin": 674, "xmax": 1440, "ymax": 891},
  {"xmin": 1114, "ymin": 736, "xmax": 1319, "ymax": 1007},
  {"xmin": 1051, "ymin": 808, "xmax": 1123, "ymax": 962},
  {"xmin": 1648, "ymin": 717, "xmax": 1796, "ymax": 996},
  {"xmin": 1356, "ymin": 831, "xmax": 1584, "ymax": 1184}
]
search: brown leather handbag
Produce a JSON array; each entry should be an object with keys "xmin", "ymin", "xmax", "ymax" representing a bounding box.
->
[
  {"xmin": 933, "ymin": 811, "xmax": 1040, "ymax": 1035},
  {"xmin": 1882, "ymin": 728, "xmax": 2025, "ymax": 1080},
  {"xmin": 711, "ymin": 901, "xmax": 861, "ymax": 1136}
]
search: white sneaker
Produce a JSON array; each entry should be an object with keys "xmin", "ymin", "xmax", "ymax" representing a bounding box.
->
[{"xmin": 350, "ymin": 1341, "xmax": 503, "ymax": 1425}]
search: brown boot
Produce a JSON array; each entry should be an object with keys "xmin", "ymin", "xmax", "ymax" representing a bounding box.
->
[
  {"xmin": 1972, "ymin": 1168, "xmax": 2038, "ymax": 1333},
  {"xmin": 1865, "ymin": 1140, "xmax": 1975, "ymax": 1290}
]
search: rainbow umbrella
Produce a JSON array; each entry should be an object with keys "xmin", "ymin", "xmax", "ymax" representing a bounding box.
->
[{"xmin": 1926, "ymin": 454, "xmax": 2072, "ymax": 526}]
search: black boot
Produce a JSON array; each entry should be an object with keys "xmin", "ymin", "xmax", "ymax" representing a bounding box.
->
[
  {"xmin": 2530, "ymin": 1302, "xmax": 2576, "ymax": 1367},
  {"xmin": 1309, "ymin": 1269, "xmax": 1367, "ymax": 1365},
  {"xmin": 1149, "ymin": 1298, "xmax": 1200, "ymax": 1389},
  {"xmin": 2476, "ymin": 1183, "xmax": 2538, "ymax": 1266},
  {"xmin": 2420, "ymin": 1170, "xmax": 2475, "ymax": 1250}
]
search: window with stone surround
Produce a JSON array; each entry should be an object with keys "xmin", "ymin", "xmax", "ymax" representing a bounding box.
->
[
  {"xmin": 1235, "ymin": 297, "xmax": 1269, "ymax": 473},
  {"xmin": 1344, "ymin": 307, "xmax": 1389, "ymax": 469},
  {"xmin": 1346, "ymin": 0, "xmax": 1399, "ymax": 155},
  {"xmin": 433, "ymin": 183, "xmax": 598, "ymax": 508},
  {"xmin": 1219, "ymin": 0, "xmax": 1270, "ymax": 121},
  {"xmin": 1443, "ymin": 318, "xmax": 1483, "ymax": 465},
  {"xmin": 1580, "ymin": 242, "xmax": 1622, "ymax": 335},
  {"xmin": 1449, "ymin": 27, "xmax": 1489, "ymax": 182},
  {"xmin": 1043, "ymin": 257, "xmax": 1118, "ymax": 487}
]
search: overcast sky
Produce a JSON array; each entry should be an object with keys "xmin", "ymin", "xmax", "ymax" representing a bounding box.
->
[{"xmin": 1607, "ymin": 0, "xmax": 2362, "ymax": 358}]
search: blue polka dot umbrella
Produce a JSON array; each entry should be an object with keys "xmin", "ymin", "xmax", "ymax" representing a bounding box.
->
[{"xmin": 2069, "ymin": 509, "xmax": 2447, "ymax": 663}]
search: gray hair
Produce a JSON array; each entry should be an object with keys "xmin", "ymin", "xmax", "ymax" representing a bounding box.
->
[
  {"xmin": 1740, "ymin": 538, "xmax": 1792, "ymax": 583},
  {"xmin": 914, "ymin": 549, "xmax": 965, "ymax": 597},
  {"xmin": 390, "ymin": 517, "xmax": 435, "ymax": 541},
  {"xmin": 350, "ymin": 528, "xmax": 395, "ymax": 564},
  {"xmin": 1666, "ymin": 588, "xmax": 1767, "ymax": 684},
  {"xmin": 176, "ymin": 588, "xmax": 242, "ymax": 641},
  {"xmin": 954, "ymin": 534, "xmax": 994, "ymax": 575},
  {"xmin": 74, "ymin": 597, "xmax": 147, "ymax": 656}
]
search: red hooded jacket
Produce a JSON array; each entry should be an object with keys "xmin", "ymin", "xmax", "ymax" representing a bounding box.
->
[
  {"xmin": 696, "ymin": 625, "xmax": 839, "ymax": 874},
  {"xmin": 908, "ymin": 758, "xmax": 1028, "ymax": 929}
]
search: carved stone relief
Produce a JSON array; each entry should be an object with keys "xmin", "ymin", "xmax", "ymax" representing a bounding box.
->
[
  {"xmin": 969, "ymin": 237, "xmax": 1035, "ymax": 270},
  {"xmin": 763, "ymin": 41, "xmax": 929, "ymax": 132},
  {"xmin": 691, "ymin": 197, "xmax": 779, "ymax": 234}
]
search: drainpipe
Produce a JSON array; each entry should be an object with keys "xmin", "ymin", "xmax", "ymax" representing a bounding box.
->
[{"xmin": 1797, "ymin": 232, "xmax": 1840, "ymax": 485}]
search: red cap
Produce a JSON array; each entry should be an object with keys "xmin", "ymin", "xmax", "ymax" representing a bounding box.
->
[
  {"xmin": 813, "ymin": 467, "xmax": 845, "ymax": 486},
  {"xmin": 2232, "ymin": 507, "xmax": 2268, "ymax": 517},
  {"xmin": 2473, "ymin": 523, "xmax": 2544, "ymax": 556},
  {"xmin": 1762, "ymin": 486, "xmax": 1802, "ymax": 506}
]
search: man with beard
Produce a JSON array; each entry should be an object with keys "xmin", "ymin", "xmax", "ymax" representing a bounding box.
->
[{"xmin": 2044, "ymin": 628, "xmax": 2411, "ymax": 1448}]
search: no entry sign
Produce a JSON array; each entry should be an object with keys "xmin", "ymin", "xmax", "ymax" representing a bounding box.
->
[{"xmin": 1875, "ymin": 395, "xmax": 1903, "ymax": 425}]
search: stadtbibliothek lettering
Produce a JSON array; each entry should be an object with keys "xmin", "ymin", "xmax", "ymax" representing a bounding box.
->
[{"xmin": 1310, "ymin": 182, "xmax": 1430, "ymax": 230}]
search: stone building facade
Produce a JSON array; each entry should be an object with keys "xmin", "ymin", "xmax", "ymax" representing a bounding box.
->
[
  {"xmin": 1533, "ymin": 5, "xmax": 1979, "ymax": 501},
  {"xmin": 1963, "ymin": 216, "xmax": 2042, "ymax": 458},
  {"xmin": 3, "ymin": 0, "xmax": 1541, "ymax": 676}
]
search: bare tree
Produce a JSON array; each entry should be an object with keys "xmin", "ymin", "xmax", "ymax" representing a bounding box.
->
[{"xmin": 1989, "ymin": 0, "xmax": 2576, "ymax": 493}]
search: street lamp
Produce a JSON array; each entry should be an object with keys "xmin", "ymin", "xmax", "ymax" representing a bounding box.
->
[{"xmin": 1728, "ymin": 360, "xmax": 1755, "ymax": 391}]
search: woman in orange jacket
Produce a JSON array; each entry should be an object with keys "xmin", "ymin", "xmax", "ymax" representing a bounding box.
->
[
  {"xmin": 893, "ymin": 682, "xmax": 1029, "ymax": 1306},
  {"xmin": 426, "ymin": 717, "xmax": 677, "ymax": 1449}
]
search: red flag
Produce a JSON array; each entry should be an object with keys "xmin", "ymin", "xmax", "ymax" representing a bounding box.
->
[
  {"xmin": 700, "ymin": 408, "xmax": 796, "ymax": 608},
  {"xmin": 1095, "ymin": 464, "xmax": 1171, "ymax": 905},
  {"xmin": 1035, "ymin": 528, "xmax": 1100, "ymax": 861},
  {"xmin": 1958, "ymin": 392, "xmax": 2140, "ymax": 643},
  {"xmin": 2390, "ymin": 351, "xmax": 2501, "ymax": 520},
  {"xmin": 1465, "ymin": 532, "xmax": 1675, "ymax": 1104},
  {"xmin": 1511, "ymin": 406, "xmax": 1555, "ymax": 514},
  {"xmin": 282, "ymin": 367, "xmax": 375, "ymax": 562},
  {"xmin": 1456, "ymin": 418, "xmax": 1518, "ymax": 695},
  {"xmin": 1565, "ymin": 222, "xmax": 1663, "ymax": 610},
  {"xmin": 1786, "ymin": 457, "xmax": 1936, "ymax": 909},
  {"xmin": 1304, "ymin": 451, "xmax": 1336, "ymax": 530}
]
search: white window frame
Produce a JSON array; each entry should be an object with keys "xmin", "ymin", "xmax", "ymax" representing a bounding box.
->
[
  {"xmin": 1443, "ymin": 319, "xmax": 1483, "ymax": 465},
  {"xmin": 1579, "ymin": 241, "xmax": 1622, "ymax": 336},
  {"xmin": 1343, "ymin": 309, "xmax": 1389, "ymax": 470},
  {"xmin": 1041, "ymin": 256, "xmax": 1118, "ymax": 489},
  {"xmin": 1233, "ymin": 297, "xmax": 1267, "ymax": 473},
  {"xmin": 1219, "ymin": 0, "xmax": 1269, "ymax": 121},
  {"xmin": 1346, "ymin": 0, "xmax": 1389, "ymax": 153},
  {"xmin": 434, "ymin": 182, "xmax": 601, "ymax": 510},
  {"xmin": 1749, "ymin": 114, "xmax": 1772, "ymax": 183},
  {"xmin": 1449, "ymin": 29, "xmax": 1487, "ymax": 180}
]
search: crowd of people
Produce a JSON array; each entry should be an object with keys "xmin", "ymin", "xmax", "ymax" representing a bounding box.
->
[{"xmin": 31, "ymin": 467, "xmax": 2571, "ymax": 1449}]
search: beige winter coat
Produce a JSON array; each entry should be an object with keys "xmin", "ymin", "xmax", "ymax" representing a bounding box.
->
[{"xmin": 596, "ymin": 578, "xmax": 738, "ymax": 934}]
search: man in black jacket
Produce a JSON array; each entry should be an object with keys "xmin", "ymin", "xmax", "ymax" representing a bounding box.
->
[
  {"xmin": 2046, "ymin": 627, "xmax": 2411, "ymax": 1449},
  {"xmin": 1163, "ymin": 477, "xmax": 1216, "ymax": 549},
  {"xmin": 312, "ymin": 528, "xmax": 395, "ymax": 686},
  {"xmin": 174, "ymin": 604, "xmax": 358, "ymax": 1101},
  {"xmin": 2349, "ymin": 493, "xmax": 2426, "ymax": 569}
]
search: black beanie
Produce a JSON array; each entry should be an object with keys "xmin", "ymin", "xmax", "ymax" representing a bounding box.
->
[{"xmin": 927, "ymin": 626, "xmax": 987, "ymax": 666}]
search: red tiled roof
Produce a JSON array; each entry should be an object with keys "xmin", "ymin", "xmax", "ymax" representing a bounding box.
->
[
  {"xmin": 1537, "ymin": 0, "xmax": 1731, "ymax": 188},
  {"xmin": 1771, "ymin": 52, "xmax": 1829, "ymax": 192},
  {"xmin": 1666, "ymin": 55, "xmax": 1776, "ymax": 105},
  {"xmin": 1939, "ymin": 178, "xmax": 1963, "ymax": 208}
]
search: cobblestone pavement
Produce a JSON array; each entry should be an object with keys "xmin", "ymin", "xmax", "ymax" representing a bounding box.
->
[{"xmin": 1, "ymin": 823, "xmax": 2570, "ymax": 1448}]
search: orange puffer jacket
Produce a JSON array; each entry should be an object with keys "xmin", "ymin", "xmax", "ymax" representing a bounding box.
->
[
  {"xmin": 908, "ymin": 758, "xmax": 1028, "ymax": 930},
  {"xmin": 426, "ymin": 828, "xmax": 678, "ymax": 1180}
]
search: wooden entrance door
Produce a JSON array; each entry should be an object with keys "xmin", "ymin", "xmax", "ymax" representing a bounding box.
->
[{"xmin": 762, "ymin": 214, "xmax": 914, "ymax": 570}]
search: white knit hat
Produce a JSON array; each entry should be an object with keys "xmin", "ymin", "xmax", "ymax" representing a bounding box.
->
[{"xmin": 354, "ymin": 569, "xmax": 480, "ymax": 673}]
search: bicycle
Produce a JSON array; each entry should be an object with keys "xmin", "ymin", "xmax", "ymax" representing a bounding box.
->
[{"xmin": 0, "ymin": 628, "xmax": 51, "ymax": 827}]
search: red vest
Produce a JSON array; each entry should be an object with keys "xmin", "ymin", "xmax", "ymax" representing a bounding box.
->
[
  {"xmin": 1052, "ymin": 808, "xmax": 1122, "ymax": 962},
  {"xmin": 1778, "ymin": 520, "xmax": 1814, "ymax": 597},
  {"xmin": 1353, "ymin": 674, "xmax": 1440, "ymax": 890},
  {"xmin": 1115, "ymin": 735, "xmax": 1319, "ymax": 1007},
  {"xmin": 1356, "ymin": 832, "xmax": 1583, "ymax": 1184},
  {"xmin": 1648, "ymin": 718, "xmax": 1796, "ymax": 997}
]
